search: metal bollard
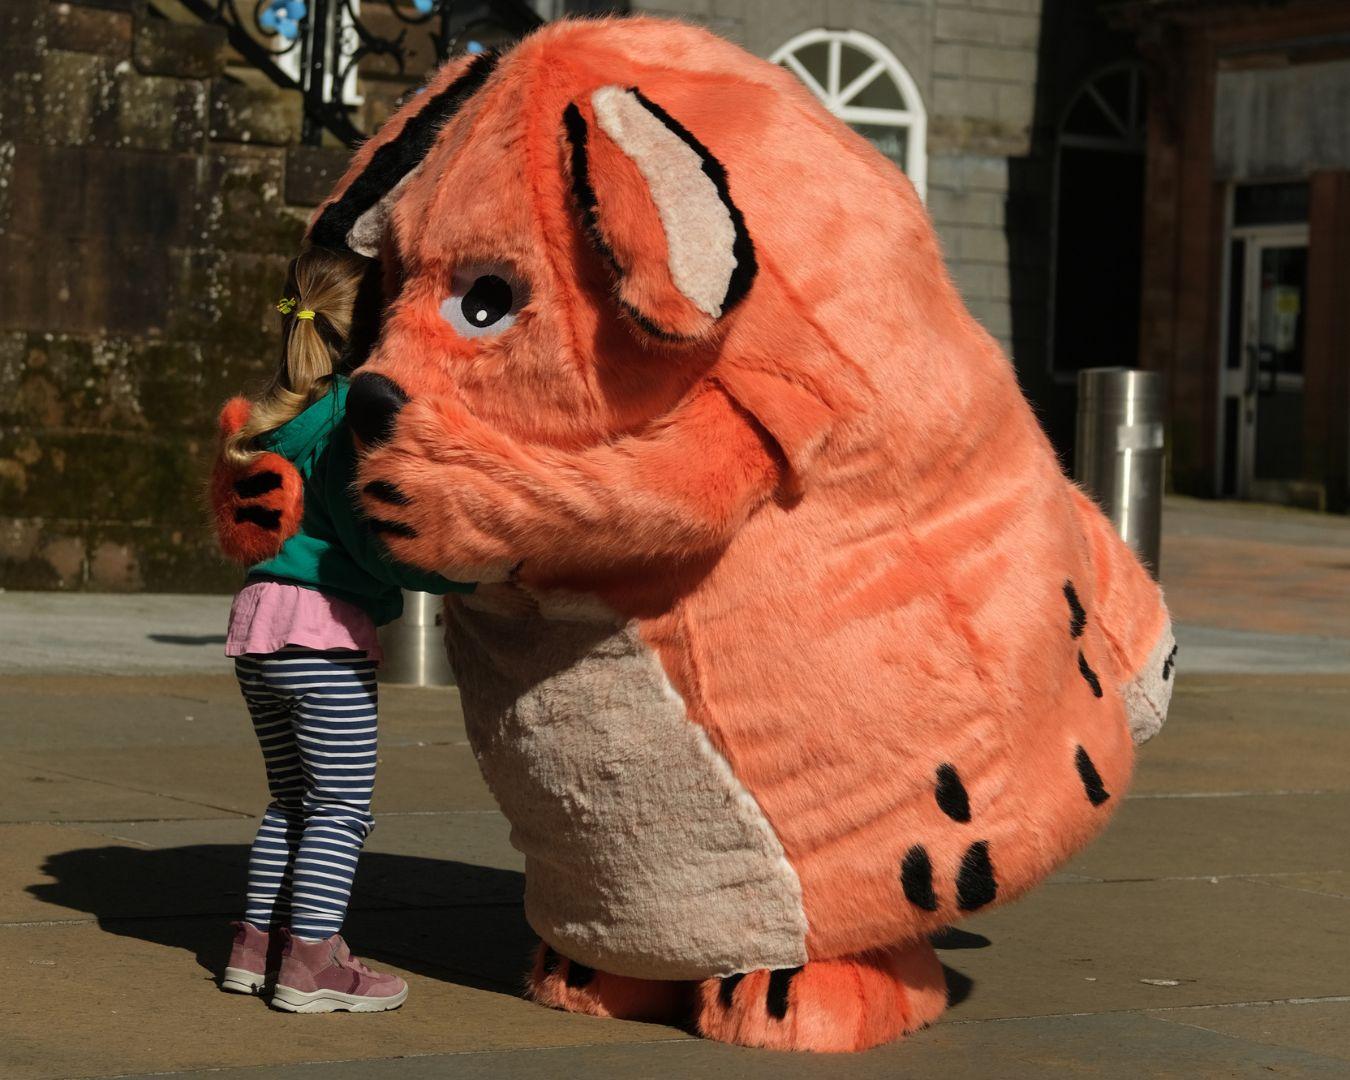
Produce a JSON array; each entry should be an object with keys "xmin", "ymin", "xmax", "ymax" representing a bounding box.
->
[
  {"xmin": 378, "ymin": 590, "xmax": 455, "ymax": 686},
  {"xmin": 1074, "ymin": 367, "xmax": 1166, "ymax": 577}
]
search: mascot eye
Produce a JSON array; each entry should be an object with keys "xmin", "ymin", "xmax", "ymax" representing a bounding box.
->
[{"xmin": 440, "ymin": 267, "xmax": 527, "ymax": 339}]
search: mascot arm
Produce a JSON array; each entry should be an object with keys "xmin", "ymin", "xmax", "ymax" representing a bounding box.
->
[
  {"xmin": 357, "ymin": 385, "xmax": 780, "ymax": 579},
  {"xmin": 1070, "ymin": 486, "xmax": 1176, "ymax": 745},
  {"xmin": 208, "ymin": 398, "xmax": 305, "ymax": 565}
]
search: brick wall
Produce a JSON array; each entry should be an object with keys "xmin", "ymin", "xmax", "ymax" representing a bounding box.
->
[{"xmin": 0, "ymin": 0, "xmax": 349, "ymax": 591}]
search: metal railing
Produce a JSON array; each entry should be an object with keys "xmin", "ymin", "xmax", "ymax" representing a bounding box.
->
[{"xmin": 175, "ymin": 0, "xmax": 543, "ymax": 146}]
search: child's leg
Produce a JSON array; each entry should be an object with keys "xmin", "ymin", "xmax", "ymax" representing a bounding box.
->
[
  {"xmin": 285, "ymin": 649, "xmax": 380, "ymax": 940},
  {"xmin": 236, "ymin": 656, "xmax": 305, "ymax": 930}
]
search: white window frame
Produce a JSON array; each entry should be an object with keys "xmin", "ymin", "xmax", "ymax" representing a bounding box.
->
[{"xmin": 770, "ymin": 28, "xmax": 927, "ymax": 200}]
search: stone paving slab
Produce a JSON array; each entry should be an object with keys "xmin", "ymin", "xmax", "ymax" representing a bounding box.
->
[
  {"xmin": 1065, "ymin": 790, "xmax": 1350, "ymax": 881},
  {"xmin": 103, "ymin": 1006, "xmax": 1350, "ymax": 1080},
  {"xmin": 1127, "ymin": 675, "xmax": 1350, "ymax": 795}
]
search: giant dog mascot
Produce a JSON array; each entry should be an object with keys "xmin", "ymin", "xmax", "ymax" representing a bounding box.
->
[{"xmin": 213, "ymin": 17, "xmax": 1176, "ymax": 1052}]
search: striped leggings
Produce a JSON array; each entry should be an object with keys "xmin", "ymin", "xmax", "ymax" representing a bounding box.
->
[{"xmin": 235, "ymin": 648, "xmax": 379, "ymax": 940}]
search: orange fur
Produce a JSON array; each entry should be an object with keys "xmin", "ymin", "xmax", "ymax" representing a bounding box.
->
[
  {"xmin": 208, "ymin": 398, "xmax": 304, "ymax": 564},
  {"xmin": 308, "ymin": 17, "xmax": 1174, "ymax": 1052}
]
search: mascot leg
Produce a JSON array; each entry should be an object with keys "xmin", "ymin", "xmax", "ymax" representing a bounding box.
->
[
  {"xmin": 527, "ymin": 944, "xmax": 691, "ymax": 1022},
  {"xmin": 694, "ymin": 942, "xmax": 947, "ymax": 1053}
]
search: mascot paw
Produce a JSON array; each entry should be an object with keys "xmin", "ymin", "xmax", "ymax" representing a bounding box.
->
[
  {"xmin": 209, "ymin": 400, "xmax": 303, "ymax": 564},
  {"xmin": 694, "ymin": 944, "xmax": 948, "ymax": 1053},
  {"xmin": 527, "ymin": 944, "xmax": 690, "ymax": 1023}
]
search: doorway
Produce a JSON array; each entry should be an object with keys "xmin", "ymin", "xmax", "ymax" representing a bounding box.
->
[{"xmin": 1221, "ymin": 184, "xmax": 1309, "ymax": 501}]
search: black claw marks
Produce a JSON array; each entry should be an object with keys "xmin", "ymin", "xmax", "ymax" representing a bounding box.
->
[
  {"xmin": 233, "ymin": 470, "xmax": 282, "ymax": 499},
  {"xmin": 766, "ymin": 966, "xmax": 801, "ymax": 1021},
  {"xmin": 1063, "ymin": 580, "xmax": 1087, "ymax": 638},
  {"xmin": 1066, "ymin": 581, "xmax": 1103, "ymax": 697},
  {"xmin": 718, "ymin": 971, "xmax": 745, "ymax": 1008},
  {"xmin": 1077, "ymin": 650, "xmax": 1103, "ymax": 697},
  {"xmin": 1162, "ymin": 643, "xmax": 1179, "ymax": 681},
  {"xmin": 935, "ymin": 764, "xmax": 971, "ymax": 823},
  {"xmin": 900, "ymin": 844, "xmax": 939, "ymax": 911},
  {"xmin": 235, "ymin": 506, "xmax": 282, "ymax": 530},
  {"xmin": 564, "ymin": 961, "xmax": 595, "ymax": 989},
  {"xmin": 1075, "ymin": 745, "xmax": 1111, "ymax": 806},
  {"xmin": 364, "ymin": 480, "xmax": 411, "ymax": 506},
  {"xmin": 369, "ymin": 517, "xmax": 418, "ymax": 539},
  {"xmin": 956, "ymin": 841, "xmax": 998, "ymax": 911}
]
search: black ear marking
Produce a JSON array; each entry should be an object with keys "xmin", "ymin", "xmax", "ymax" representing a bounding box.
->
[
  {"xmin": 935, "ymin": 764, "xmax": 971, "ymax": 823},
  {"xmin": 235, "ymin": 506, "xmax": 282, "ymax": 530},
  {"xmin": 1063, "ymin": 580, "xmax": 1087, "ymax": 638},
  {"xmin": 955, "ymin": 841, "xmax": 998, "ymax": 911},
  {"xmin": 1075, "ymin": 746, "xmax": 1111, "ymax": 806},
  {"xmin": 718, "ymin": 972, "xmax": 744, "ymax": 1008},
  {"xmin": 233, "ymin": 471, "xmax": 282, "ymax": 499},
  {"xmin": 311, "ymin": 51, "xmax": 499, "ymax": 253},
  {"xmin": 627, "ymin": 88, "xmax": 758, "ymax": 315},
  {"xmin": 1077, "ymin": 650, "xmax": 1103, "ymax": 697},
  {"xmin": 900, "ymin": 844, "xmax": 939, "ymax": 911},
  {"xmin": 1162, "ymin": 643, "xmax": 1178, "ymax": 681},
  {"xmin": 564, "ymin": 960, "xmax": 595, "ymax": 989},
  {"xmin": 766, "ymin": 966, "xmax": 801, "ymax": 1021}
]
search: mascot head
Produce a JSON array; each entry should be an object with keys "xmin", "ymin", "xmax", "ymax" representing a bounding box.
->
[{"xmin": 310, "ymin": 16, "xmax": 989, "ymax": 504}]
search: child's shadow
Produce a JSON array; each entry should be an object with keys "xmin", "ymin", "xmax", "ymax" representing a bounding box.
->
[{"xmin": 28, "ymin": 845, "xmax": 534, "ymax": 994}]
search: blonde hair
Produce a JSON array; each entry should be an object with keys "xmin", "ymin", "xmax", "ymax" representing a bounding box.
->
[{"xmin": 223, "ymin": 247, "xmax": 368, "ymax": 467}]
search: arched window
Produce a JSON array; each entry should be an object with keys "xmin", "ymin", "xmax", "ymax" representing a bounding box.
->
[
  {"xmin": 1049, "ymin": 62, "xmax": 1147, "ymax": 375},
  {"xmin": 771, "ymin": 29, "xmax": 927, "ymax": 200}
]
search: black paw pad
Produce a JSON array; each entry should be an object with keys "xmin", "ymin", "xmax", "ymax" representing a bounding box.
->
[
  {"xmin": 901, "ymin": 844, "xmax": 939, "ymax": 912},
  {"xmin": 935, "ymin": 763, "xmax": 971, "ymax": 823},
  {"xmin": 234, "ymin": 471, "xmax": 282, "ymax": 499},
  {"xmin": 1075, "ymin": 745, "xmax": 1111, "ymax": 806},
  {"xmin": 956, "ymin": 841, "xmax": 998, "ymax": 911},
  {"xmin": 1077, "ymin": 650, "xmax": 1103, "ymax": 697},
  {"xmin": 364, "ymin": 480, "xmax": 411, "ymax": 506},
  {"xmin": 564, "ymin": 961, "xmax": 595, "ymax": 989},
  {"xmin": 235, "ymin": 506, "xmax": 282, "ymax": 530},
  {"xmin": 766, "ymin": 966, "xmax": 801, "ymax": 1021},
  {"xmin": 718, "ymin": 972, "xmax": 744, "ymax": 1008},
  {"xmin": 1063, "ymin": 580, "xmax": 1087, "ymax": 638},
  {"xmin": 540, "ymin": 945, "xmax": 560, "ymax": 975}
]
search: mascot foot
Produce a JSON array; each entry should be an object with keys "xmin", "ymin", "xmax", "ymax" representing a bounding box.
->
[
  {"xmin": 694, "ymin": 943, "xmax": 948, "ymax": 1053},
  {"xmin": 527, "ymin": 943, "xmax": 690, "ymax": 1022}
]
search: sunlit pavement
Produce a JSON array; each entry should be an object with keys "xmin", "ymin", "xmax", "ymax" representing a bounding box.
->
[{"xmin": 2, "ymin": 497, "xmax": 1347, "ymax": 1078}]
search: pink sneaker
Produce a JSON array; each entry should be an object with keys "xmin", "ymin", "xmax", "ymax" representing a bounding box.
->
[
  {"xmin": 221, "ymin": 921, "xmax": 280, "ymax": 995},
  {"xmin": 271, "ymin": 931, "xmax": 409, "ymax": 1013}
]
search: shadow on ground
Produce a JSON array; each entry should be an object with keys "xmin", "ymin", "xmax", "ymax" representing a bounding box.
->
[
  {"xmin": 29, "ymin": 845, "xmax": 982, "ymax": 1008},
  {"xmin": 29, "ymin": 845, "xmax": 534, "ymax": 995}
]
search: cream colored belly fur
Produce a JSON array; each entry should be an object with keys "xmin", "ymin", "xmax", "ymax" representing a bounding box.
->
[{"xmin": 444, "ymin": 600, "xmax": 810, "ymax": 981}]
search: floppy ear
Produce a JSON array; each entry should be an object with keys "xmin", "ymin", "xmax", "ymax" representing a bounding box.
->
[
  {"xmin": 563, "ymin": 85, "xmax": 757, "ymax": 340},
  {"xmin": 309, "ymin": 51, "xmax": 500, "ymax": 256}
]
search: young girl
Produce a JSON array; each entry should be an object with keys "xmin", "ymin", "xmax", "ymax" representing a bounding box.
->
[{"xmin": 216, "ymin": 247, "xmax": 471, "ymax": 1013}]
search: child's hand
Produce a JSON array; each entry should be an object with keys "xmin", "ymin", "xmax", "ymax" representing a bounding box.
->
[
  {"xmin": 209, "ymin": 398, "xmax": 305, "ymax": 564},
  {"xmin": 457, "ymin": 580, "xmax": 538, "ymax": 618}
]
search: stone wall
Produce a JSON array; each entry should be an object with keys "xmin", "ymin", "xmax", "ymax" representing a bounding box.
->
[{"xmin": 0, "ymin": 0, "xmax": 348, "ymax": 591}]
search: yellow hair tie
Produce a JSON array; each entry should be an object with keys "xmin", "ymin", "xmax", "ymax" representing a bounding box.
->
[
  {"xmin": 276, "ymin": 297, "xmax": 297, "ymax": 315},
  {"xmin": 295, "ymin": 310, "xmax": 315, "ymax": 320}
]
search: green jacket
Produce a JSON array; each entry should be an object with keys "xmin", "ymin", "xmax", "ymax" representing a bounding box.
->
[{"xmin": 247, "ymin": 377, "xmax": 471, "ymax": 624}]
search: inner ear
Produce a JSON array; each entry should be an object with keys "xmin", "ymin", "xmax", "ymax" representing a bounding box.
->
[{"xmin": 563, "ymin": 86, "xmax": 757, "ymax": 341}]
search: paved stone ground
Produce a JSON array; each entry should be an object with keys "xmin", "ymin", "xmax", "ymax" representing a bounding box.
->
[{"xmin": 1, "ymin": 497, "xmax": 1347, "ymax": 1078}]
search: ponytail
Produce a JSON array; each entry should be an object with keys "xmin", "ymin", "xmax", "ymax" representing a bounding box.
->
[{"xmin": 223, "ymin": 248, "xmax": 368, "ymax": 467}]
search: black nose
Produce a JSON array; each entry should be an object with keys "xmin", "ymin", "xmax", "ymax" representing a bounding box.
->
[{"xmin": 346, "ymin": 373, "xmax": 408, "ymax": 446}]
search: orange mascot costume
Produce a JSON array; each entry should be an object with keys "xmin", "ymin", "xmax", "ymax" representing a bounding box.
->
[{"xmin": 233, "ymin": 16, "xmax": 1177, "ymax": 1052}]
